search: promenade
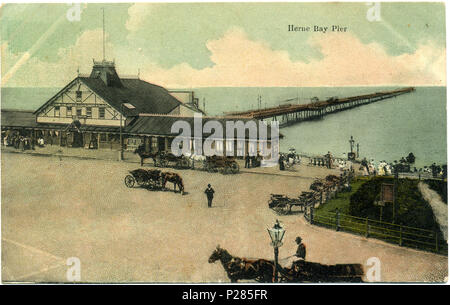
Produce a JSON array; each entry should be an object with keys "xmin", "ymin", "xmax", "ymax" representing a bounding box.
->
[{"xmin": 1, "ymin": 152, "xmax": 447, "ymax": 283}]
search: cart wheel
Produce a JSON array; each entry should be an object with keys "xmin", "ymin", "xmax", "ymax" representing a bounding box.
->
[
  {"xmin": 274, "ymin": 207, "xmax": 283, "ymax": 215},
  {"xmin": 274, "ymin": 203, "xmax": 288, "ymax": 215},
  {"xmin": 124, "ymin": 175, "xmax": 136, "ymax": 188}
]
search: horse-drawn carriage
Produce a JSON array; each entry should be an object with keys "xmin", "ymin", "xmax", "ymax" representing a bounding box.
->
[
  {"xmin": 268, "ymin": 190, "xmax": 323, "ymax": 215},
  {"xmin": 124, "ymin": 169, "xmax": 162, "ymax": 189},
  {"xmin": 277, "ymin": 259, "xmax": 364, "ymax": 283},
  {"xmin": 268, "ymin": 194, "xmax": 305, "ymax": 215},
  {"xmin": 203, "ymin": 156, "xmax": 239, "ymax": 174},
  {"xmin": 124, "ymin": 168, "xmax": 184, "ymax": 194},
  {"xmin": 134, "ymin": 145, "xmax": 190, "ymax": 169},
  {"xmin": 208, "ymin": 246, "xmax": 364, "ymax": 283},
  {"xmin": 156, "ymin": 151, "xmax": 191, "ymax": 169}
]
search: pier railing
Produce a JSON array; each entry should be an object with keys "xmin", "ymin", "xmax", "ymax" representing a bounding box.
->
[{"xmin": 227, "ymin": 87, "xmax": 415, "ymax": 127}]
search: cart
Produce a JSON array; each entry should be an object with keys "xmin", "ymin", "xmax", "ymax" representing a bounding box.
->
[
  {"xmin": 203, "ymin": 156, "xmax": 240, "ymax": 174},
  {"xmin": 124, "ymin": 169, "xmax": 162, "ymax": 189}
]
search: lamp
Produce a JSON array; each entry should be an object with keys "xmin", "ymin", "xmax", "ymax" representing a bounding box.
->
[
  {"xmin": 120, "ymin": 102, "xmax": 135, "ymax": 160},
  {"xmin": 267, "ymin": 219, "xmax": 285, "ymax": 282}
]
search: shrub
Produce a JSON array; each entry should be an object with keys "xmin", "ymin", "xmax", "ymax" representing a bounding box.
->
[{"xmin": 349, "ymin": 177, "xmax": 438, "ymax": 231}]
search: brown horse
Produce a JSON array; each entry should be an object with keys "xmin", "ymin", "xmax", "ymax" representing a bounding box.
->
[
  {"xmin": 208, "ymin": 246, "xmax": 275, "ymax": 283},
  {"xmin": 134, "ymin": 145, "xmax": 159, "ymax": 166},
  {"xmin": 161, "ymin": 172, "xmax": 184, "ymax": 194}
]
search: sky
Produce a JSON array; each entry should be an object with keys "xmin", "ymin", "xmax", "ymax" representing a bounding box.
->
[{"xmin": 0, "ymin": 2, "xmax": 446, "ymax": 88}]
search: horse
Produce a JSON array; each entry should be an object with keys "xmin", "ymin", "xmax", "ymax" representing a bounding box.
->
[
  {"xmin": 134, "ymin": 145, "xmax": 159, "ymax": 166},
  {"xmin": 208, "ymin": 246, "xmax": 275, "ymax": 283},
  {"xmin": 161, "ymin": 172, "xmax": 184, "ymax": 194}
]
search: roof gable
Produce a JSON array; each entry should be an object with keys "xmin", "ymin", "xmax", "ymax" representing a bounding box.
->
[{"xmin": 79, "ymin": 77, "xmax": 182, "ymax": 116}]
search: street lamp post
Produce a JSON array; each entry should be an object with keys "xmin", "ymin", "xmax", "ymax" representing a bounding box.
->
[
  {"xmin": 120, "ymin": 103, "xmax": 135, "ymax": 161},
  {"xmin": 267, "ymin": 219, "xmax": 285, "ymax": 283}
]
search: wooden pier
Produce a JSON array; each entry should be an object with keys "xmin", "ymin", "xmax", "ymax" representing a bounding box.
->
[{"xmin": 227, "ymin": 87, "xmax": 415, "ymax": 127}]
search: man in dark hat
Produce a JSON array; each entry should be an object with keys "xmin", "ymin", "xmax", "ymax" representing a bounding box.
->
[
  {"xmin": 204, "ymin": 184, "xmax": 215, "ymax": 208},
  {"xmin": 295, "ymin": 236, "xmax": 306, "ymax": 260},
  {"xmin": 245, "ymin": 154, "xmax": 250, "ymax": 168},
  {"xmin": 285, "ymin": 236, "xmax": 307, "ymax": 274}
]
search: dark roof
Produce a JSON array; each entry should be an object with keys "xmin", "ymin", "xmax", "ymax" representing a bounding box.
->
[
  {"xmin": 33, "ymin": 76, "xmax": 183, "ymax": 117},
  {"xmin": 79, "ymin": 77, "xmax": 182, "ymax": 116},
  {"xmin": 1, "ymin": 110, "xmax": 37, "ymax": 128},
  {"xmin": 125, "ymin": 115, "xmax": 277, "ymax": 139}
]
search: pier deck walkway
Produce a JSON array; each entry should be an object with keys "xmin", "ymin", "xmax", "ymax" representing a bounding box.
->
[{"xmin": 227, "ymin": 87, "xmax": 415, "ymax": 127}]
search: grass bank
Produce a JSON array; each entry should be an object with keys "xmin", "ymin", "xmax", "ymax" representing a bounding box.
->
[{"xmin": 313, "ymin": 176, "xmax": 447, "ymax": 254}]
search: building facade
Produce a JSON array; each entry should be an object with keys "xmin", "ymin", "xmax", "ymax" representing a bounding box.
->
[{"xmin": 2, "ymin": 60, "xmax": 275, "ymax": 157}]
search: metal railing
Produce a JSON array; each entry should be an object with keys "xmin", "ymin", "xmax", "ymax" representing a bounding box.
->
[{"xmin": 306, "ymin": 209, "xmax": 447, "ymax": 255}]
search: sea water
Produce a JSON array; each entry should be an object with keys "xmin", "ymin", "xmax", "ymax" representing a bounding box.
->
[{"xmin": 1, "ymin": 86, "xmax": 446, "ymax": 167}]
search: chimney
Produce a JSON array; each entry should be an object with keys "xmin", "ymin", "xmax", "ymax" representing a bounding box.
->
[{"xmin": 90, "ymin": 60, "xmax": 123, "ymax": 87}]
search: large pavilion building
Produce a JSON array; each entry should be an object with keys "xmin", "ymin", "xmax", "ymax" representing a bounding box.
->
[{"xmin": 1, "ymin": 60, "xmax": 276, "ymax": 157}]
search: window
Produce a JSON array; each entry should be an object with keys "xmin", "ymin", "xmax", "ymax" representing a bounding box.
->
[
  {"xmin": 248, "ymin": 141, "xmax": 257, "ymax": 155},
  {"xmin": 54, "ymin": 106, "xmax": 60, "ymax": 117},
  {"xmin": 226, "ymin": 140, "xmax": 234, "ymax": 155},
  {"xmin": 67, "ymin": 107, "xmax": 72, "ymax": 117},
  {"xmin": 76, "ymin": 108, "xmax": 82, "ymax": 117},
  {"xmin": 99, "ymin": 108, "xmax": 105, "ymax": 119},
  {"xmin": 76, "ymin": 91, "xmax": 82, "ymax": 102},
  {"xmin": 86, "ymin": 107, "xmax": 92, "ymax": 118},
  {"xmin": 237, "ymin": 140, "xmax": 245, "ymax": 156},
  {"xmin": 215, "ymin": 141, "xmax": 223, "ymax": 155},
  {"xmin": 151, "ymin": 137, "xmax": 158, "ymax": 150}
]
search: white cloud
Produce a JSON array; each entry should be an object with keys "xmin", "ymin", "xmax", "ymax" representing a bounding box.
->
[
  {"xmin": 140, "ymin": 27, "xmax": 446, "ymax": 87},
  {"xmin": 1, "ymin": 27, "xmax": 445, "ymax": 88},
  {"xmin": 125, "ymin": 3, "xmax": 159, "ymax": 32},
  {"xmin": 1, "ymin": 29, "xmax": 114, "ymax": 87}
]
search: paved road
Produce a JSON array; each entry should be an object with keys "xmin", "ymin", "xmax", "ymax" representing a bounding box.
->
[
  {"xmin": 418, "ymin": 182, "xmax": 448, "ymax": 241},
  {"xmin": 1, "ymin": 153, "xmax": 447, "ymax": 283}
]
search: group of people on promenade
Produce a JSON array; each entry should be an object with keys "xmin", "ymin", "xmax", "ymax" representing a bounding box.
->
[
  {"xmin": 426, "ymin": 163, "xmax": 447, "ymax": 179},
  {"xmin": 308, "ymin": 151, "xmax": 333, "ymax": 169},
  {"xmin": 2, "ymin": 134, "xmax": 35, "ymax": 151},
  {"xmin": 2, "ymin": 131, "xmax": 47, "ymax": 151},
  {"xmin": 279, "ymin": 149, "xmax": 301, "ymax": 171},
  {"xmin": 244, "ymin": 154, "xmax": 263, "ymax": 168},
  {"xmin": 359, "ymin": 157, "xmax": 447, "ymax": 179}
]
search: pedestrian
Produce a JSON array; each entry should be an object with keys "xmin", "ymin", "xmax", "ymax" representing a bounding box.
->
[
  {"xmin": 204, "ymin": 184, "xmax": 215, "ymax": 208},
  {"xmin": 295, "ymin": 236, "xmax": 306, "ymax": 260},
  {"xmin": 431, "ymin": 163, "xmax": 437, "ymax": 178},
  {"xmin": 279, "ymin": 155, "xmax": 285, "ymax": 171},
  {"xmin": 326, "ymin": 151, "xmax": 333, "ymax": 169},
  {"xmin": 245, "ymin": 154, "xmax": 250, "ymax": 168}
]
